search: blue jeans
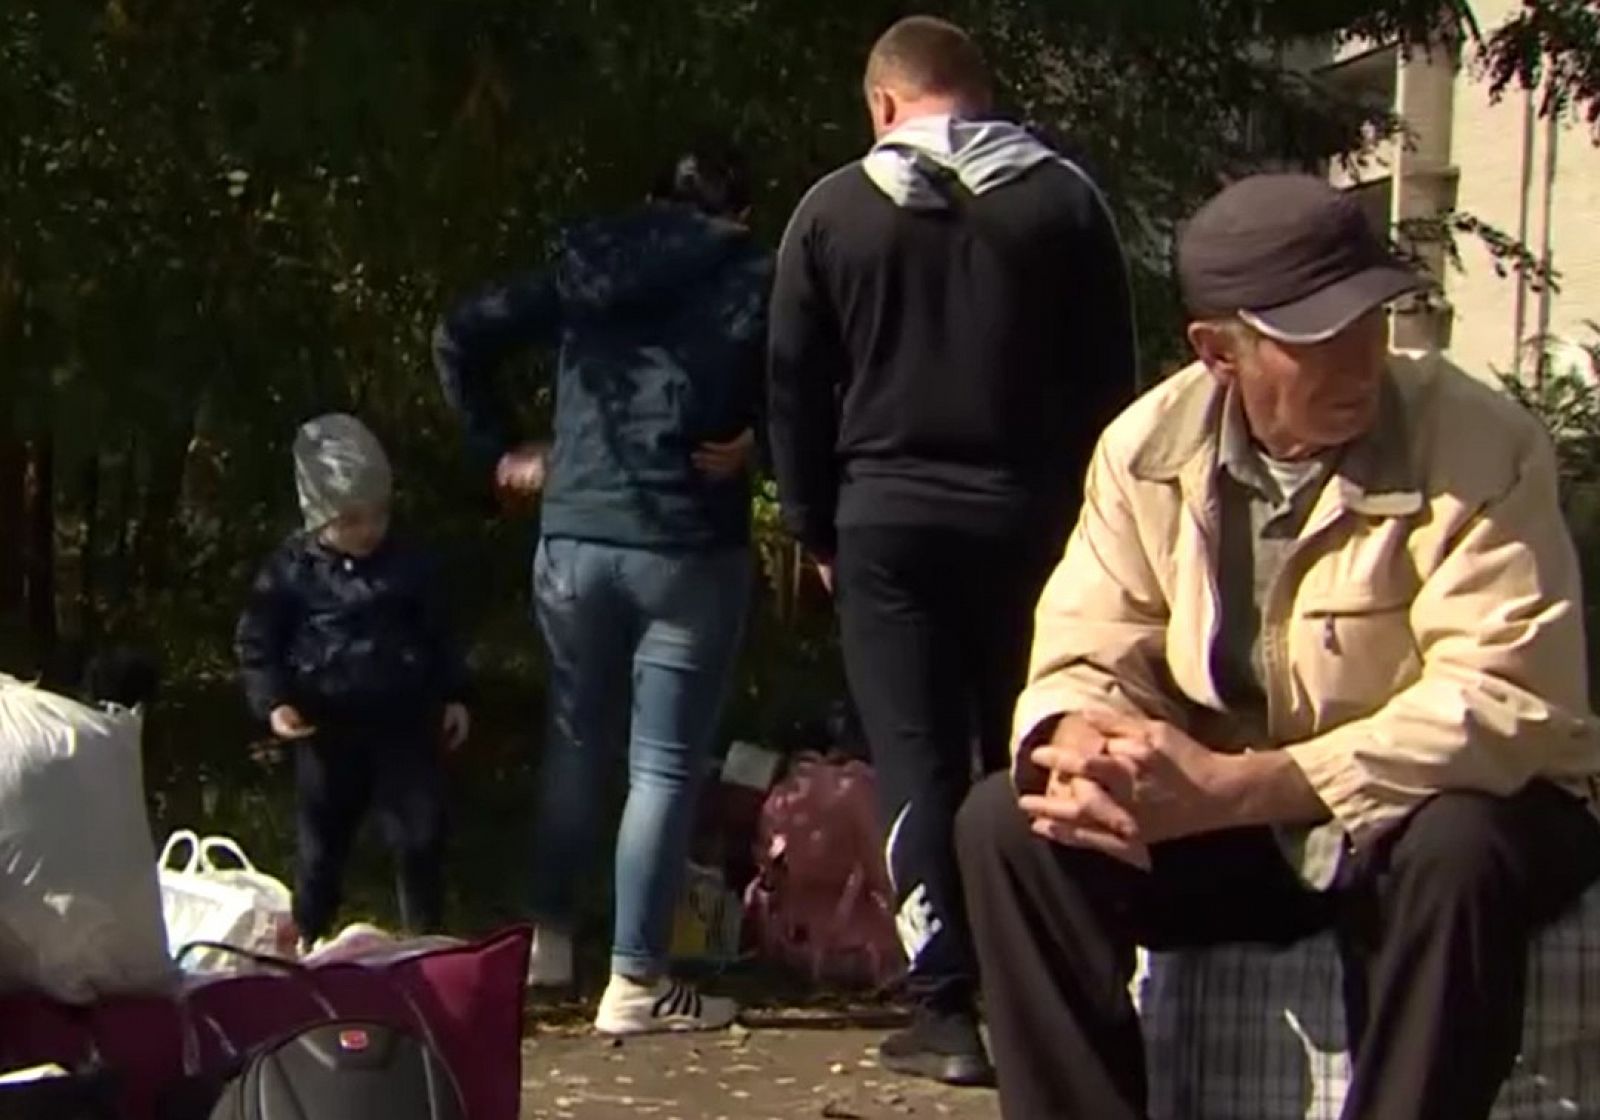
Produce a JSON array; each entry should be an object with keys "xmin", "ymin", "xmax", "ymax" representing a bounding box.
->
[{"xmin": 528, "ymin": 536, "xmax": 751, "ymax": 976}]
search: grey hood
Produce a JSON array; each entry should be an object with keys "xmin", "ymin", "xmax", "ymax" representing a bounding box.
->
[
  {"xmin": 294, "ymin": 413, "xmax": 392, "ymax": 531},
  {"xmin": 862, "ymin": 116, "xmax": 1059, "ymax": 210}
]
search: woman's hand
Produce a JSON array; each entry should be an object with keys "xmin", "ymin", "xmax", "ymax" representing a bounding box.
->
[
  {"xmin": 442, "ymin": 703, "xmax": 471, "ymax": 752},
  {"xmin": 494, "ymin": 443, "xmax": 549, "ymax": 512},
  {"xmin": 269, "ymin": 705, "xmax": 317, "ymax": 742},
  {"xmin": 692, "ymin": 429, "xmax": 755, "ymax": 480}
]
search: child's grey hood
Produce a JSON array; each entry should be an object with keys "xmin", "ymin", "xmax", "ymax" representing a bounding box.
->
[
  {"xmin": 862, "ymin": 116, "xmax": 1059, "ymax": 210},
  {"xmin": 293, "ymin": 413, "xmax": 392, "ymax": 532}
]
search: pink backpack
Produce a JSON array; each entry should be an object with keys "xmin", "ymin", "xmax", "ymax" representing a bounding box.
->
[{"xmin": 742, "ymin": 754, "xmax": 905, "ymax": 990}]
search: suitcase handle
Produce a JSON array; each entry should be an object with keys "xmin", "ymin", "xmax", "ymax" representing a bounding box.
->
[
  {"xmin": 172, "ymin": 941, "xmax": 456, "ymax": 1085},
  {"xmin": 174, "ymin": 942, "xmax": 340, "ymax": 1019},
  {"xmin": 196, "ymin": 837, "xmax": 258, "ymax": 874},
  {"xmin": 173, "ymin": 943, "xmax": 337, "ymax": 1073},
  {"xmin": 158, "ymin": 830, "xmax": 202, "ymax": 874}
]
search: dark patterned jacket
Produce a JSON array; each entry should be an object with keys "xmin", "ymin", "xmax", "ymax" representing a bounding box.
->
[
  {"xmin": 235, "ymin": 533, "xmax": 468, "ymax": 724},
  {"xmin": 435, "ymin": 202, "xmax": 772, "ymax": 550}
]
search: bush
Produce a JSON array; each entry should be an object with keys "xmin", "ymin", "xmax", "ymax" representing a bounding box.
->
[{"xmin": 1500, "ymin": 325, "xmax": 1600, "ymax": 702}]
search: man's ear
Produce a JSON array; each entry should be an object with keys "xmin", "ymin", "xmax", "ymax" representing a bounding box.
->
[
  {"xmin": 868, "ymin": 85, "xmax": 898, "ymax": 134},
  {"xmin": 1187, "ymin": 321, "xmax": 1242, "ymax": 384}
]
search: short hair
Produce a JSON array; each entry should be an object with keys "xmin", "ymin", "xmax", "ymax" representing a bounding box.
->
[
  {"xmin": 1193, "ymin": 316, "xmax": 1262, "ymax": 350},
  {"xmin": 865, "ymin": 16, "xmax": 992, "ymax": 104},
  {"xmin": 1207, "ymin": 316, "xmax": 1258, "ymax": 342}
]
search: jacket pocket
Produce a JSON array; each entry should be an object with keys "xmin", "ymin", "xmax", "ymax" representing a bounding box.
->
[
  {"xmin": 533, "ymin": 537, "xmax": 580, "ymax": 606},
  {"xmin": 1296, "ymin": 597, "xmax": 1421, "ymax": 721}
]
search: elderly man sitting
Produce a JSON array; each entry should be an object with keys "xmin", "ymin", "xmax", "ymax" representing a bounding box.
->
[{"xmin": 956, "ymin": 174, "xmax": 1600, "ymax": 1120}]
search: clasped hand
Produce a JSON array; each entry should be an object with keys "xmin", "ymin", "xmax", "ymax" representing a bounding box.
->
[{"xmin": 1018, "ymin": 710, "xmax": 1230, "ymax": 870}]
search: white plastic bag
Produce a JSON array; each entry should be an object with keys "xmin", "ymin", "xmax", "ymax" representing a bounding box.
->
[
  {"xmin": 158, "ymin": 831, "xmax": 295, "ymax": 971},
  {"xmin": 194, "ymin": 835, "xmax": 296, "ymax": 959},
  {"xmin": 0, "ymin": 674, "xmax": 175, "ymax": 1002}
]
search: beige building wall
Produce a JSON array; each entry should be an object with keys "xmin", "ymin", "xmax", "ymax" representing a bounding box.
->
[
  {"xmin": 1440, "ymin": 0, "xmax": 1600, "ymax": 382},
  {"xmin": 1322, "ymin": 2, "xmax": 1600, "ymax": 383}
]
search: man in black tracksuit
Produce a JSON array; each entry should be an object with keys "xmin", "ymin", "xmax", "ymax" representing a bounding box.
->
[{"xmin": 767, "ymin": 16, "xmax": 1137, "ymax": 1084}]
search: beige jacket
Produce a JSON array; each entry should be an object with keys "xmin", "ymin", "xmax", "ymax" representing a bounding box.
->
[{"xmin": 1017, "ymin": 353, "xmax": 1600, "ymax": 872}]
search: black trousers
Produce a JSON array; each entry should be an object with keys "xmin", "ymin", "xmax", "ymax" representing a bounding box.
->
[
  {"xmin": 835, "ymin": 524, "xmax": 1063, "ymax": 1011},
  {"xmin": 957, "ymin": 773, "xmax": 1600, "ymax": 1120},
  {"xmin": 293, "ymin": 720, "xmax": 447, "ymax": 942}
]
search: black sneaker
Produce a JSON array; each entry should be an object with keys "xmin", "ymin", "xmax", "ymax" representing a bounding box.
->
[{"xmin": 879, "ymin": 1008, "xmax": 996, "ymax": 1087}]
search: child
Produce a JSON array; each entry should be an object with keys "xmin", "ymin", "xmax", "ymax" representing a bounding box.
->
[{"xmin": 235, "ymin": 414, "xmax": 470, "ymax": 949}]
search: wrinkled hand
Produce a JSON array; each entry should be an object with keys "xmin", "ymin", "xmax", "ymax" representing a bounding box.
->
[
  {"xmin": 442, "ymin": 703, "xmax": 471, "ymax": 752},
  {"xmin": 494, "ymin": 444, "xmax": 548, "ymax": 511},
  {"xmin": 269, "ymin": 705, "xmax": 316, "ymax": 742},
  {"xmin": 1023, "ymin": 711, "xmax": 1321, "ymax": 863},
  {"xmin": 1091, "ymin": 710, "xmax": 1329, "ymax": 839},
  {"xmin": 691, "ymin": 429, "xmax": 755, "ymax": 481},
  {"xmin": 1082, "ymin": 710, "xmax": 1234, "ymax": 846},
  {"xmin": 1019, "ymin": 713, "xmax": 1150, "ymax": 869}
]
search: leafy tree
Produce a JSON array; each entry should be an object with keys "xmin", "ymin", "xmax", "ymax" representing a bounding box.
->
[
  {"xmin": 1474, "ymin": 0, "xmax": 1600, "ymax": 133},
  {"xmin": 0, "ymin": 0, "xmax": 1595, "ymax": 706},
  {"xmin": 1500, "ymin": 325, "xmax": 1600, "ymax": 699}
]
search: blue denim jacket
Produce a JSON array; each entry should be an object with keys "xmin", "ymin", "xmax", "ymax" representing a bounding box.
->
[{"xmin": 435, "ymin": 203, "xmax": 772, "ymax": 550}]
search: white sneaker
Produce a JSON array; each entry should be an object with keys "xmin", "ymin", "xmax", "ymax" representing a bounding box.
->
[
  {"xmin": 526, "ymin": 926, "xmax": 574, "ymax": 988},
  {"xmin": 593, "ymin": 975, "xmax": 739, "ymax": 1036}
]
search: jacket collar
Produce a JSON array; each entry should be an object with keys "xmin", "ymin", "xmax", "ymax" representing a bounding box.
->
[
  {"xmin": 1127, "ymin": 366, "xmax": 1222, "ymax": 483},
  {"xmin": 1129, "ymin": 360, "xmax": 1422, "ymax": 518},
  {"xmin": 302, "ymin": 531, "xmax": 393, "ymax": 567}
]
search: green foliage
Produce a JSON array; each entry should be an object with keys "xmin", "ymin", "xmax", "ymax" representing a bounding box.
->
[
  {"xmin": 5, "ymin": 0, "xmax": 1599, "ymax": 935},
  {"xmin": 1500, "ymin": 329, "xmax": 1600, "ymax": 492},
  {"xmin": 1500, "ymin": 325, "xmax": 1600, "ymax": 700},
  {"xmin": 2, "ymin": 0, "xmax": 1597, "ymax": 721},
  {"xmin": 1399, "ymin": 209, "xmax": 1562, "ymax": 296},
  {"xmin": 1474, "ymin": 0, "xmax": 1600, "ymax": 135}
]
